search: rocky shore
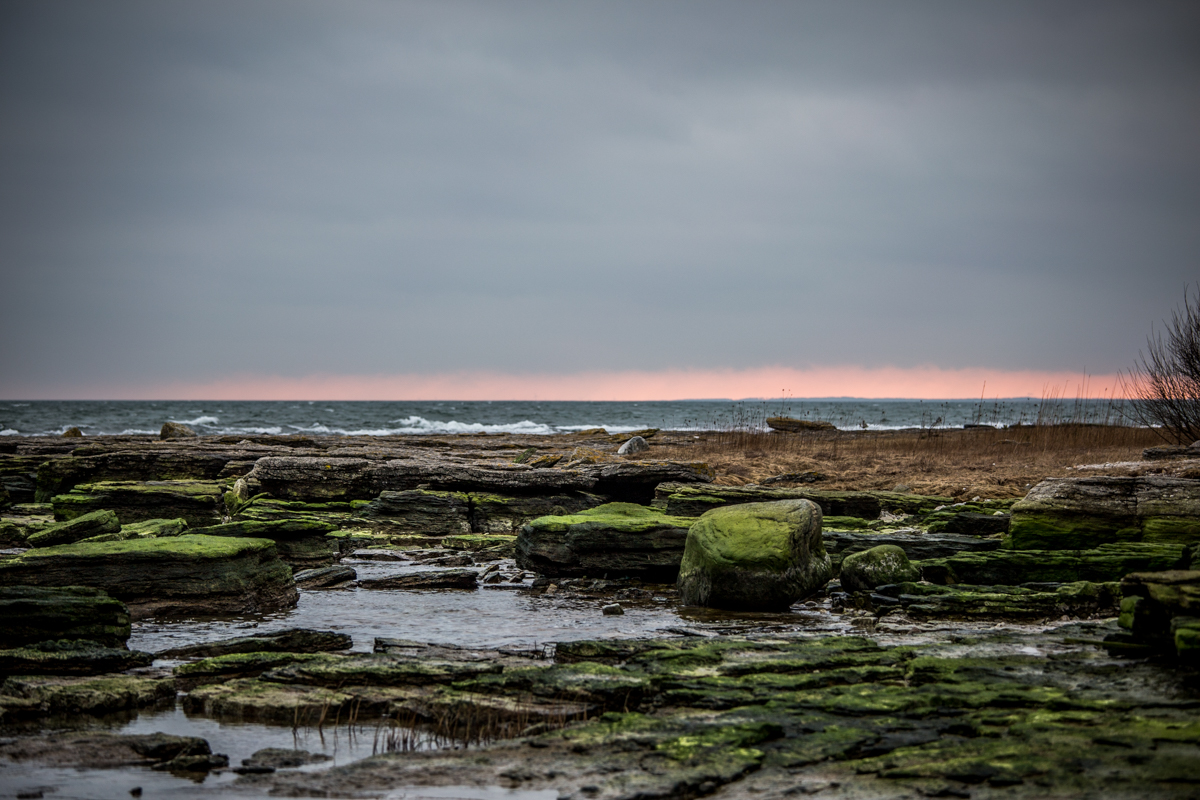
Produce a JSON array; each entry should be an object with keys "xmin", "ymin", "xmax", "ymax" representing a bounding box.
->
[{"xmin": 1, "ymin": 427, "xmax": 1198, "ymax": 798}]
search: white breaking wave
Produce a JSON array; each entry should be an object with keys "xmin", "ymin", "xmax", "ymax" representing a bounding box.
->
[
  {"xmin": 0, "ymin": 428, "xmax": 19, "ymax": 436},
  {"xmin": 168, "ymin": 415, "xmax": 220, "ymax": 427}
]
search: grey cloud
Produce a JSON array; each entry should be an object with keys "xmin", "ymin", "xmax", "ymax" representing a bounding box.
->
[{"xmin": 2, "ymin": 1, "xmax": 1199, "ymax": 391}]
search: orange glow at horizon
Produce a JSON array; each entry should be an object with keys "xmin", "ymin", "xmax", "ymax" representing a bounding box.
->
[{"xmin": 18, "ymin": 366, "xmax": 1129, "ymax": 402}]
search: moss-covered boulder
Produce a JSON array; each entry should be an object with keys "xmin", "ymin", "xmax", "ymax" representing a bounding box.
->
[
  {"xmin": 839, "ymin": 545, "xmax": 920, "ymax": 592},
  {"xmin": 187, "ymin": 519, "xmax": 339, "ymax": 569},
  {"xmin": 516, "ymin": 502, "xmax": 694, "ymax": 580},
  {"xmin": 0, "ymin": 535, "xmax": 297, "ymax": 618},
  {"xmin": 52, "ymin": 480, "xmax": 224, "ymax": 528},
  {"xmin": 0, "ymin": 586, "xmax": 131, "ymax": 648},
  {"xmin": 677, "ymin": 499, "xmax": 832, "ymax": 610},
  {"xmin": 26, "ymin": 509, "xmax": 120, "ymax": 548},
  {"xmin": 920, "ymin": 542, "xmax": 1187, "ymax": 585},
  {"xmin": 1008, "ymin": 476, "xmax": 1200, "ymax": 550}
]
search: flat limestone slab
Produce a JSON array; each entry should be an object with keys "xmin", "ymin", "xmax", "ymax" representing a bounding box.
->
[{"xmin": 0, "ymin": 534, "xmax": 297, "ymax": 619}]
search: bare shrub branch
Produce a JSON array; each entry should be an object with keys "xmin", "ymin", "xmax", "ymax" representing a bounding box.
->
[{"xmin": 1125, "ymin": 286, "xmax": 1200, "ymax": 445}]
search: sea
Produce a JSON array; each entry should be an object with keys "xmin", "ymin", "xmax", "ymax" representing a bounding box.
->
[{"xmin": 0, "ymin": 397, "xmax": 1134, "ymax": 438}]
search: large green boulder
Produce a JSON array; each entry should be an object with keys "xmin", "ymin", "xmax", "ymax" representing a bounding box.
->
[
  {"xmin": 0, "ymin": 535, "xmax": 297, "ymax": 619},
  {"xmin": 516, "ymin": 503, "xmax": 693, "ymax": 580},
  {"xmin": 52, "ymin": 480, "xmax": 224, "ymax": 528},
  {"xmin": 0, "ymin": 586, "xmax": 132, "ymax": 648},
  {"xmin": 677, "ymin": 499, "xmax": 832, "ymax": 610},
  {"xmin": 1007, "ymin": 476, "xmax": 1200, "ymax": 550},
  {"xmin": 839, "ymin": 545, "xmax": 920, "ymax": 592},
  {"xmin": 25, "ymin": 509, "xmax": 120, "ymax": 548}
]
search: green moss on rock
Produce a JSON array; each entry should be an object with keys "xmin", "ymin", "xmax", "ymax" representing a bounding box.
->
[
  {"xmin": 678, "ymin": 499, "xmax": 832, "ymax": 611},
  {"xmin": 839, "ymin": 545, "xmax": 920, "ymax": 592},
  {"xmin": 0, "ymin": 534, "xmax": 298, "ymax": 618}
]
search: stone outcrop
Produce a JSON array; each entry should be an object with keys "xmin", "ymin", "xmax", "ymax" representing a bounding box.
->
[
  {"xmin": 0, "ymin": 535, "xmax": 298, "ymax": 618},
  {"xmin": 36, "ymin": 449, "xmax": 233, "ymax": 501},
  {"xmin": 1142, "ymin": 441, "xmax": 1200, "ymax": 460},
  {"xmin": 766, "ymin": 416, "xmax": 836, "ymax": 432},
  {"xmin": 0, "ymin": 586, "xmax": 132, "ymax": 648},
  {"xmin": 839, "ymin": 545, "xmax": 920, "ymax": 592},
  {"xmin": 617, "ymin": 436, "xmax": 650, "ymax": 455},
  {"xmin": 1007, "ymin": 476, "xmax": 1200, "ymax": 550},
  {"xmin": 52, "ymin": 480, "xmax": 224, "ymax": 528},
  {"xmin": 187, "ymin": 519, "xmax": 339, "ymax": 569},
  {"xmin": 156, "ymin": 628, "xmax": 352, "ymax": 659},
  {"xmin": 0, "ymin": 674, "xmax": 175, "ymax": 718},
  {"xmin": 0, "ymin": 639, "xmax": 153, "ymax": 676},
  {"xmin": 655, "ymin": 482, "xmax": 951, "ymax": 519},
  {"xmin": 1115, "ymin": 570, "xmax": 1200, "ymax": 660},
  {"xmin": 919, "ymin": 542, "xmax": 1188, "ymax": 585},
  {"xmin": 26, "ymin": 509, "xmax": 120, "ymax": 548},
  {"xmin": 823, "ymin": 529, "xmax": 1000, "ymax": 568},
  {"xmin": 516, "ymin": 503, "xmax": 694, "ymax": 580},
  {"xmin": 677, "ymin": 499, "xmax": 832, "ymax": 610},
  {"xmin": 0, "ymin": 731, "xmax": 216, "ymax": 770},
  {"xmin": 160, "ymin": 421, "xmax": 198, "ymax": 439},
  {"xmin": 293, "ymin": 565, "xmax": 357, "ymax": 588},
  {"xmin": 247, "ymin": 455, "xmax": 713, "ymax": 504},
  {"xmin": 867, "ymin": 580, "xmax": 1120, "ymax": 619},
  {"xmin": 357, "ymin": 569, "xmax": 479, "ymax": 590}
]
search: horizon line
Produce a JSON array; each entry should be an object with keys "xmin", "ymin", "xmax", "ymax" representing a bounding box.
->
[{"xmin": 0, "ymin": 365, "xmax": 1130, "ymax": 402}]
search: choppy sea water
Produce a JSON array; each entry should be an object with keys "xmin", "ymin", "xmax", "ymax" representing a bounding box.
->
[{"xmin": 0, "ymin": 398, "xmax": 1133, "ymax": 437}]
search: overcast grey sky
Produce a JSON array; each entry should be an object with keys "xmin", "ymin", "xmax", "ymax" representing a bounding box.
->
[{"xmin": 2, "ymin": 1, "xmax": 1198, "ymax": 396}]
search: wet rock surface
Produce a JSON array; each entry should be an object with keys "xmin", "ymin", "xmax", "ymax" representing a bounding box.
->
[
  {"xmin": 1, "ymin": 433, "xmax": 1199, "ymax": 799},
  {"xmin": 0, "ymin": 586, "xmax": 132, "ymax": 648},
  {"xmin": 516, "ymin": 502, "xmax": 693, "ymax": 580},
  {"xmin": 0, "ymin": 534, "xmax": 298, "ymax": 618},
  {"xmin": 678, "ymin": 499, "xmax": 833, "ymax": 610}
]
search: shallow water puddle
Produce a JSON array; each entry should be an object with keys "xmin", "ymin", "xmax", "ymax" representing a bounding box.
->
[{"xmin": 129, "ymin": 578, "xmax": 858, "ymax": 654}]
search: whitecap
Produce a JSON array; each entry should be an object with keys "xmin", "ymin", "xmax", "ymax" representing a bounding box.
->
[
  {"xmin": 0, "ymin": 428, "xmax": 19, "ymax": 436},
  {"xmin": 168, "ymin": 415, "xmax": 219, "ymax": 427}
]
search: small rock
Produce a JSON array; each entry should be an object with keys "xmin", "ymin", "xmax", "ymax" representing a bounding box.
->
[
  {"xmin": 358, "ymin": 569, "xmax": 479, "ymax": 591},
  {"xmin": 293, "ymin": 565, "xmax": 357, "ymax": 589},
  {"xmin": 62, "ymin": 426, "xmax": 84, "ymax": 438},
  {"xmin": 617, "ymin": 436, "xmax": 650, "ymax": 455},
  {"xmin": 601, "ymin": 603, "xmax": 624, "ymax": 615},
  {"xmin": 241, "ymin": 747, "xmax": 330, "ymax": 769},
  {"xmin": 159, "ymin": 421, "xmax": 197, "ymax": 440}
]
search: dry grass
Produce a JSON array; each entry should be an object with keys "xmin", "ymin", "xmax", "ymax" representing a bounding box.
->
[{"xmin": 653, "ymin": 424, "xmax": 1165, "ymax": 500}]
